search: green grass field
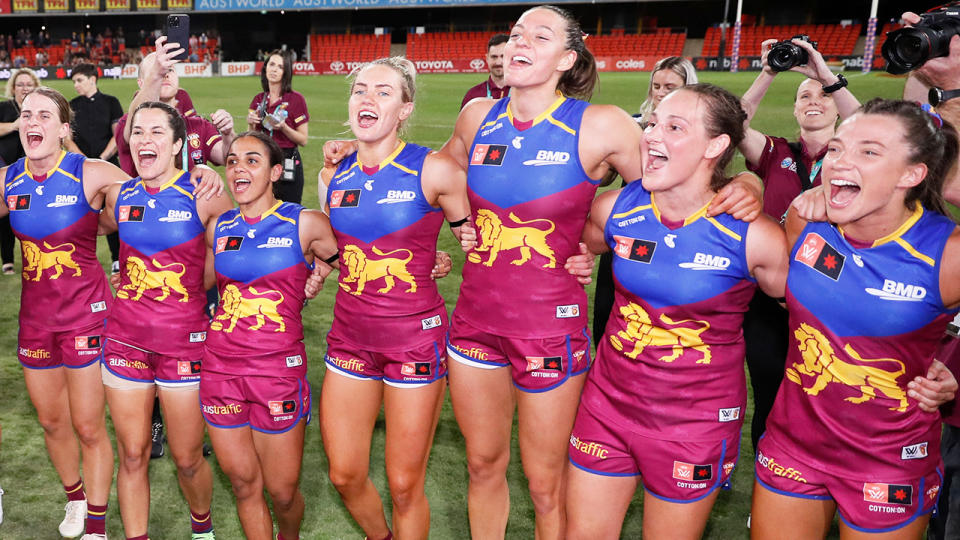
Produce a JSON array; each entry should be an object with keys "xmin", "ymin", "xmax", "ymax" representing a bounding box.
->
[{"xmin": 0, "ymin": 70, "xmax": 909, "ymax": 539}]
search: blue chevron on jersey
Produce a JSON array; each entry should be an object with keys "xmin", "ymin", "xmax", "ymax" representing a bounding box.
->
[
  {"xmin": 787, "ymin": 205, "xmax": 957, "ymax": 337},
  {"xmin": 214, "ymin": 201, "xmax": 312, "ymax": 283},
  {"xmin": 114, "ymin": 171, "xmax": 205, "ymax": 257},
  {"xmin": 5, "ymin": 151, "xmax": 95, "ymax": 239},
  {"xmin": 468, "ymin": 95, "xmax": 594, "ymax": 209},
  {"xmin": 328, "ymin": 141, "xmax": 440, "ymax": 244},
  {"xmin": 605, "ymin": 181, "xmax": 753, "ymax": 310}
]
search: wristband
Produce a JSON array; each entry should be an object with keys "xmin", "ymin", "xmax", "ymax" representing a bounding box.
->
[
  {"xmin": 323, "ymin": 252, "xmax": 339, "ymax": 265},
  {"xmin": 448, "ymin": 216, "xmax": 469, "ymax": 228},
  {"xmin": 822, "ymin": 74, "xmax": 848, "ymax": 94},
  {"xmin": 929, "ymin": 87, "xmax": 960, "ymax": 107}
]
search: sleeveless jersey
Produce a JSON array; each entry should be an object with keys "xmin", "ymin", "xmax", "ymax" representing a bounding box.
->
[
  {"xmin": 579, "ymin": 182, "xmax": 757, "ymax": 441},
  {"xmin": 766, "ymin": 205, "xmax": 958, "ymax": 480},
  {"xmin": 5, "ymin": 151, "xmax": 112, "ymax": 330},
  {"xmin": 205, "ymin": 202, "xmax": 313, "ymax": 376},
  {"xmin": 327, "ymin": 141, "xmax": 447, "ymax": 352},
  {"xmin": 106, "ymin": 171, "xmax": 208, "ymax": 355},
  {"xmin": 455, "ymin": 95, "xmax": 599, "ymax": 338}
]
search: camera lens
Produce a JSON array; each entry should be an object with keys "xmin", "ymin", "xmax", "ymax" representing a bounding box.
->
[{"xmin": 769, "ymin": 43, "xmax": 801, "ymax": 72}]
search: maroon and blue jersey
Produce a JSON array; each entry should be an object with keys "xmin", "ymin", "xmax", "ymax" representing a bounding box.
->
[
  {"xmin": 579, "ymin": 181, "xmax": 757, "ymax": 441},
  {"xmin": 765, "ymin": 205, "xmax": 958, "ymax": 479},
  {"xmin": 455, "ymin": 95, "xmax": 599, "ymax": 338},
  {"xmin": 106, "ymin": 171, "xmax": 208, "ymax": 355},
  {"xmin": 5, "ymin": 151, "xmax": 112, "ymax": 330},
  {"xmin": 205, "ymin": 202, "xmax": 313, "ymax": 376},
  {"xmin": 327, "ymin": 141, "xmax": 447, "ymax": 352}
]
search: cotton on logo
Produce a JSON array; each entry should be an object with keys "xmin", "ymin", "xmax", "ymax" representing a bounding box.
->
[
  {"xmin": 470, "ymin": 58, "xmax": 486, "ymax": 71},
  {"xmin": 330, "ymin": 61, "xmax": 345, "ymax": 72}
]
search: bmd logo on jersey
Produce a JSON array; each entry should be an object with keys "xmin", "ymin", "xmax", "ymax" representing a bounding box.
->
[
  {"xmin": 257, "ymin": 237, "xmax": 293, "ymax": 249},
  {"xmin": 470, "ymin": 144, "xmax": 507, "ymax": 166},
  {"xmin": 901, "ymin": 442, "xmax": 928, "ymax": 460},
  {"xmin": 523, "ymin": 150, "xmax": 571, "ymax": 166},
  {"xmin": 330, "ymin": 189, "xmax": 361, "ymax": 208},
  {"xmin": 159, "ymin": 209, "xmax": 193, "ymax": 222},
  {"xmin": 794, "ymin": 232, "xmax": 844, "ymax": 280},
  {"xmin": 613, "ymin": 235, "xmax": 656, "ymax": 263},
  {"xmin": 7, "ymin": 194, "xmax": 30, "ymax": 210},
  {"xmin": 377, "ymin": 190, "xmax": 417, "ymax": 204},
  {"xmin": 865, "ymin": 279, "xmax": 927, "ymax": 302},
  {"xmin": 46, "ymin": 194, "xmax": 78, "ymax": 208},
  {"xmin": 679, "ymin": 252, "xmax": 731, "ymax": 271},
  {"xmin": 119, "ymin": 205, "xmax": 145, "ymax": 222},
  {"xmin": 216, "ymin": 236, "xmax": 244, "ymax": 253}
]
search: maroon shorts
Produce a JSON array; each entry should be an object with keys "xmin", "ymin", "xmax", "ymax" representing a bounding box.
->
[
  {"xmin": 755, "ymin": 436, "xmax": 942, "ymax": 533},
  {"xmin": 324, "ymin": 332, "xmax": 447, "ymax": 387},
  {"xmin": 18, "ymin": 319, "xmax": 104, "ymax": 370},
  {"xmin": 446, "ymin": 313, "xmax": 591, "ymax": 392},
  {"xmin": 569, "ymin": 403, "xmax": 738, "ymax": 503},
  {"xmin": 101, "ymin": 338, "xmax": 202, "ymax": 386},
  {"xmin": 200, "ymin": 370, "xmax": 311, "ymax": 434}
]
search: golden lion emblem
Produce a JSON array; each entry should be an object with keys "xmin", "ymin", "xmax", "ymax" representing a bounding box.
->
[
  {"xmin": 786, "ymin": 323, "xmax": 908, "ymax": 411},
  {"xmin": 21, "ymin": 240, "xmax": 81, "ymax": 281},
  {"xmin": 340, "ymin": 244, "xmax": 416, "ymax": 296},
  {"xmin": 211, "ymin": 284, "xmax": 285, "ymax": 333},
  {"xmin": 469, "ymin": 209, "xmax": 557, "ymax": 268},
  {"xmin": 117, "ymin": 256, "xmax": 189, "ymax": 303},
  {"xmin": 608, "ymin": 301, "xmax": 712, "ymax": 364}
]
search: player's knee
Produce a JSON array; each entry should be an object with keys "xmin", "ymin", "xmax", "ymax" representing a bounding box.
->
[
  {"xmin": 171, "ymin": 450, "xmax": 204, "ymax": 478},
  {"xmin": 229, "ymin": 473, "xmax": 263, "ymax": 501},
  {"xmin": 267, "ymin": 484, "xmax": 300, "ymax": 512},
  {"xmin": 36, "ymin": 410, "xmax": 71, "ymax": 437},
  {"xmin": 72, "ymin": 417, "xmax": 106, "ymax": 448},
  {"xmin": 387, "ymin": 470, "xmax": 425, "ymax": 511},
  {"xmin": 118, "ymin": 441, "xmax": 150, "ymax": 472},
  {"xmin": 465, "ymin": 448, "xmax": 509, "ymax": 483},
  {"xmin": 527, "ymin": 475, "xmax": 562, "ymax": 515},
  {"xmin": 327, "ymin": 464, "xmax": 368, "ymax": 494}
]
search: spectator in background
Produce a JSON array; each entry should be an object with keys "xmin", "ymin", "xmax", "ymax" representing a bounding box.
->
[
  {"xmin": 246, "ymin": 49, "xmax": 309, "ymax": 204},
  {"xmin": 460, "ymin": 33, "xmax": 509, "ymax": 109},
  {"xmin": 0, "ymin": 68, "xmax": 38, "ymax": 275},
  {"xmin": 0, "ymin": 50, "xmax": 11, "ymax": 69},
  {"xmin": 65, "ymin": 63, "xmax": 124, "ymax": 272}
]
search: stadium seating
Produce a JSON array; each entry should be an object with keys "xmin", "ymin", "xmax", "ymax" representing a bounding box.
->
[
  {"xmin": 309, "ymin": 33, "xmax": 390, "ymax": 63},
  {"xmin": 702, "ymin": 23, "xmax": 861, "ymax": 56},
  {"xmin": 406, "ymin": 29, "xmax": 685, "ymax": 60}
]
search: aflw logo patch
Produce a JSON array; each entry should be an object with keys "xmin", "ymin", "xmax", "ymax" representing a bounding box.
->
[
  {"xmin": 613, "ymin": 235, "xmax": 656, "ymax": 263},
  {"xmin": 216, "ymin": 236, "xmax": 244, "ymax": 253},
  {"xmin": 118, "ymin": 205, "xmax": 145, "ymax": 222},
  {"xmin": 863, "ymin": 483, "xmax": 912, "ymax": 505},
  {"xmin": 470, "ymin": 144, "xmax": 507, "ymax": 166},
  {"xmin": 330, "ymin": 189, "xmax": 361, "ymax": 208},
  {"xmin": 7, "ymin": 194, "xmax": 30, "ymax": 210},
  {"xmin": 673, "ymin": 461, "xmax": 712, "ymax": 481},
  {"xmin": 795, "ymin": 232, "xmax": 844, "ymax": 280},
  {"xmin": 901, "ymin": 442, "xmax": 928, "ymax": 460}
]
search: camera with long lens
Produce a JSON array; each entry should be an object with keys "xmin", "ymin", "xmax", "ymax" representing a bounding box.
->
[
  {"xmin": 768, "ymin": 35, "xmax": 818, "ymax": 72},
  {"xmin": 882, "ymin": 6, "xmax": 960, "ymax": 74}
]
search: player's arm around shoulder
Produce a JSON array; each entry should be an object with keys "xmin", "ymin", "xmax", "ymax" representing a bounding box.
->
[
  {"xmin": 439, "ymin": 97, "xmax": 497, "ymax": 170},
  {"xmin": 195, "ymin": 171, "xmax": 234, "ymax": 229},
  {"xmin": 83, "ymin": 157, "xmax": 131, "ymax": 211},
  {"xmin": 580, "ymin": 104, "xmax": 644, "ymax": 183},
  {"xmin": 939, "ymin": 226, "xmax": 960, "ymax": 309},
  {"xmin": 0, "ymin": 165, "xmax": 10, "ymax": 218},
  {"xmin": 583, "ymin": 188, "xmax": 621, "ymax": 255},
  {"xmin": 423, "ymin": 150, "xmax": 469, "ymax": 238},
  {"xmin": 98, "ymin": 182, "xmax": 124, "ymax": 236},
  {"xmin": 300, "ymin": 208, "xmax": 338, "ymax": 265},
  {"xmin": 746, "ymin": 213, "xmax": 789, "ymax": 298}
]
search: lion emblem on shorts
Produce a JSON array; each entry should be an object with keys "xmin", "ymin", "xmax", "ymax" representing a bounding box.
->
[
  {"xmin": 118, "ymin": 256, "xmax": 189, "ymax": 303},
  {"xmin": 608, "ymin": 302, "xmax": 712, "ymax": 364},
  {"xmin": 340, "ymin": 244, "xmax": 416, "ymax": 296},
  {"xmin": 210, "ymin": 284, "xmax": 285, "ymax": 333},
  {"xmin": 786, "ymin": 323, "xmax": 907, "ymax": 411},
  {"xmin": 21, "ymin": 240, "xmax": 81, "ymax": 281},
  {"xmin": 468, "ymin": 209, "xmax": 557, "ymax": 268}
]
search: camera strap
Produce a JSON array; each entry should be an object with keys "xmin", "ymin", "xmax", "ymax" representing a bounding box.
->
[{"xmin": 786, "ymin": 142, "xmax": 820, "ymax": 192}]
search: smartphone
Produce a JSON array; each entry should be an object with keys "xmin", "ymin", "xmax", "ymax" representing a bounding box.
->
[{"xmin": 165, "ymin": 14, "xmax": 190, "ymax": 61}]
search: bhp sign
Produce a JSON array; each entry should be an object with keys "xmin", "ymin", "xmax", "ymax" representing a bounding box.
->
[
  {"xmin": 222, "ymin": 62, "xmax": 256, "ymax": 76},
  {"xmin": 175, "ymin": 63, "xmax": 213, "ymax": 78}
]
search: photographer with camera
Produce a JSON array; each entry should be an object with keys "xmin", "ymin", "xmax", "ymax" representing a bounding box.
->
[{"xmin": 737, "ymin": 35, "xmax": 860, "ymax": 459}]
